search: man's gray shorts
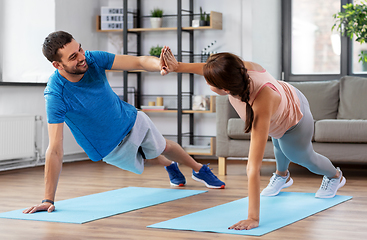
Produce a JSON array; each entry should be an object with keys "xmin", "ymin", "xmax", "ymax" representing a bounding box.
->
[{"xmin": 103, "ymin": 111, "xmax": 166, "ymax": 174}]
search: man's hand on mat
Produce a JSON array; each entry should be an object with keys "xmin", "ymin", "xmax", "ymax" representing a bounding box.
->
[
  {"xmin": 22, "ymin": 202, "xmax": 55, "ymax": 214},
  {"xmin": 228, "ymin": 218, "xmax": 259, "ymax": 230}
]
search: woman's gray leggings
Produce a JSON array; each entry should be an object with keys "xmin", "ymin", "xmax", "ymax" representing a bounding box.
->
[{"xmin": 271, "ymin": 88, "xmax": 337, "ymax": 178}]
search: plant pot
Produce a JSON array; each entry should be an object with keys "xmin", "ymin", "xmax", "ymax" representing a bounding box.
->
[
  {"xmin": 150, "ymin": 17, "xmax": 162, "ymax": 28},
  {"xmin": 199, "ymin": 20, "xmax": 207, "ymax": 26}
]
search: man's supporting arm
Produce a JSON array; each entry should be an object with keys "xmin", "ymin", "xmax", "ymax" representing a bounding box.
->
[{"xmin": 23, "ymin": 123, "xmax": 64, "ymax": 214}]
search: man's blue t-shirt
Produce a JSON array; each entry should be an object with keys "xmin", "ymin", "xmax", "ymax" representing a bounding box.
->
[{"xmin": 44, "ymin": 51, "xmax": 137, "ymax": 161}]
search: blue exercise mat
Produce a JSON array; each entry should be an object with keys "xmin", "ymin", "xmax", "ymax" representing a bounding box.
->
[
  {"xmin": 0, "ymin": 187, "xmax": 206, "ymax": 224},
  {"xmin": 148, "ymin": 192, "xmax": 352, "ymax": 236}
]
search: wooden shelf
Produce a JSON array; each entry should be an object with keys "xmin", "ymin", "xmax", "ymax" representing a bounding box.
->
[
  {"xmin": 106, "ymin": 69, "xmax": 146, "ymax": 73},
  {"xmin": 127, "ymin": 27, "xmax": 178, "ymax": 32},
  {"xmin": 141, "ymin": 95, "xmax": 216, "ymax": 113},
  {"xmin": 96, "ymin": 11, "xmax": 222, "ymax": 32},
  {"xmin": 141, "ymin": 109, "xmax": 177, "ymax": 113},
  {"xmin": 184, "ymin": 137, "xmax": 216, "ymax": 156},
  {"xmin": 141, "ymin": 109, "xmax": 214, "ymax": 113}
]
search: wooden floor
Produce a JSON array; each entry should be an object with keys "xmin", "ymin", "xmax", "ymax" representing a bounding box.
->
[{"xmin": 0, "ymin": 159, "xmax": 366, "ymax": 240}]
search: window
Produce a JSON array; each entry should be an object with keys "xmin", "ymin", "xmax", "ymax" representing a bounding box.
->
[
  {"xmin": 282, "ymin": 0, "xmax": 367, "ymax": 81},
  {"xmin": 0, "ymin": 0, "xmax": 55, "ymax": 84}
]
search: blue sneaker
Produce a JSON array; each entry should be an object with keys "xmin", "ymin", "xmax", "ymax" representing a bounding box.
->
[
  {"xmin": 192, "ymin": 164, "xmax": 225, "ymax": 189},
  {"xmin": 165, "ymin": 162, "xmax": 186, "ymax": 187}
]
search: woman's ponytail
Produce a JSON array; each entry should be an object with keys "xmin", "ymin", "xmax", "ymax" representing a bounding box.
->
[{"xmin": 240, "ymin": 67, "xmax": 254, "ymax": 133}]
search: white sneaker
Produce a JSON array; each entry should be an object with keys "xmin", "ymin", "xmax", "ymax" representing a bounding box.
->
[
  {"xmin": 261, "ymin": 171, "xmax": 293, "ymax": 196},
  {"xmin": 315, "ymin": 167, "xmax": 346, "ymax": 198}
]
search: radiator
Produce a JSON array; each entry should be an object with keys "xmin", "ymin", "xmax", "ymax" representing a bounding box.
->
[{"xmin": 0, "ymin": 116, "xmax": 36, "ymax": 161}]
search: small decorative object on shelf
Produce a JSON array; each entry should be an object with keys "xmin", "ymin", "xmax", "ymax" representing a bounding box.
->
[
  {"xmin": 100, "ymin": 6, "xmax": 134, "ymax": 30},
  {"xmin": 199, "ymin": 7, "xmax": 207, "ymax": 26},
  {"xmin": 156, "ymin": 97, "xmax": 164, "ymax": 106},
  {"xmin": 150, "ymin": 8, "xmax": 163, "ymax": 28},
  {"xmin": 205, "ymin": 12, "xmax": 210, "ymax": 26},
  {"xmin": 149, "ymin": 45, "xmax": 163, "ymax": 57},
  {"xmin": 192, "ymin": 95, "xmax": 210, "ymax": 111},
  {"xmin": 192, "ymin": 19, "xmax": 200, "ymax": 27},
  {"xmin": 201, "ymin": 40, "xmax": 217, "ymax": 62}
]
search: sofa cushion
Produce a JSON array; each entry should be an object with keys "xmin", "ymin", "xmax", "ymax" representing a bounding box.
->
[
  {"xmin": 314, "ymin": 119, "xmax": 367, "ymax": 143},
  {"xmin": 227, "ymin": 118, "xmax": 250, "ymax": 140},
  {"xmin": 337, "ymin": 76, "xmax": 367, "ymax": 119},
  {"xmin": 227, "ymin": 118, "xmax": 272, "ymax": 140},
  {"xmin": 289, "ymin": 80, "xmax": 339, "ymax": 120}
]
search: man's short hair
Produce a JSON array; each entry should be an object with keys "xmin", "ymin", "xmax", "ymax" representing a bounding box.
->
[{"xmin": 42, "ymin": 31, "xmax": 74, "ymax": 62}]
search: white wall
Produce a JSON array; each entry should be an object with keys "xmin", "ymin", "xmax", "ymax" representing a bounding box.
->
[
  {"xmin": 252, "ymin": 0, "xmax": 282, "ymax": 79},
  {"xmin": 55, "ymin": 0, "xmax": 108, "ymax": 51},
  {"xmin": 0, "ymin": 0, "xmax": 281, "ymax": 160},
  {"xmin": 0, "ymin": 0, "xmax": 3, "ymax": 81}
]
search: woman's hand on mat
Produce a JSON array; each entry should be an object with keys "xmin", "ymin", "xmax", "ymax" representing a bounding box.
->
[
  {"xmin": 228, "ymin": 218, "xmax": 259, "ymax": 230},
  {"xmin": 22, "ymin": 202, "xmax": 55, "ymax": 214},
  {"xmin": 160, "ymin": 46, "xmax": 178, "ymax": 75}
]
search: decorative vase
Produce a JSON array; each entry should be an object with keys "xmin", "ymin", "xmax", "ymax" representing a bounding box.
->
[
  {"xmin": 199, "ymin": 20, "xmax": 207, "ymax": 26},
  {"xmin": 150, "ymin": 17, "xmax": 162, "ymax": 28},
  {"xmin": 192, "ymin": 19, "xmax": 200, "ymax": 27}
]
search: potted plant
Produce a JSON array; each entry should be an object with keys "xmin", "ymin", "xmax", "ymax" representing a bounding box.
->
[
  {"xmin": 205, "ymin": 12, "xmax": 210, "ymax": 26},
  {"xmin": 149, "ymin": 45, "xmax": 163, "ymax": 57},
  {"xmin": 199, "ymin": 7, "xmax": 207, "ymax": 26},
  {"xmin": 333, "ymin": 2, "xmax": 367, "ymax": 62},
  {"xmin": 150, "ymin": 8, "xmax": 163, "ymax": 28}
]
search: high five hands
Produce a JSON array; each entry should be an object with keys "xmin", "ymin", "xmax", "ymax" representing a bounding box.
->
[{"xmin": 159, "ymin": 46, "xmax": 178, "ymax": 76}]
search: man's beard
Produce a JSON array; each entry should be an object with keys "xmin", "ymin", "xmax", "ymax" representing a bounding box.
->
[{"xmin": 63, "ymin": 62, "xmax": 89, "ymax": 75}]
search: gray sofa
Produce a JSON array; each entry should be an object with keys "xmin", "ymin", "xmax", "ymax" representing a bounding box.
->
[{"xmin": 216, "ymin": 76, "xmax": 367, "ymax": 175}]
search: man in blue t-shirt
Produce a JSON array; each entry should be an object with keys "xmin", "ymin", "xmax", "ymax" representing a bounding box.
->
[{"xmin": 23, "ymin": 31, "xmax": 225, "ymax": 214}]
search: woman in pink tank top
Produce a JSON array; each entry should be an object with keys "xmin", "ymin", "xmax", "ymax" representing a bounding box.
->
[{"xmin": 162, "ymin": 48, "xmax": 345, "ymax": 231}]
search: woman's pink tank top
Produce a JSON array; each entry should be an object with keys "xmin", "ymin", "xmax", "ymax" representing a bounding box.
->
[{"xmin": 228, "ymin": 69, "xmax": 303, "ymax": 139}]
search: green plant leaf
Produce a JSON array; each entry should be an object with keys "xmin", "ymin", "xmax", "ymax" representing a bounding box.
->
[
  {"xmin": 151, "ymin": 8, "xmax": 163, "ymax": 18},
  {"xmin": 332, "ymin": 0, "xmax": 367, "ymax": 61},
  {"xmin": 149, "ymin": 45, "xmax": 163, "ymax": 56}
]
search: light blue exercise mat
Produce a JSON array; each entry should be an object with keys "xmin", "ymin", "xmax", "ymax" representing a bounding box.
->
[
  {"xmin": 0, "ymin": 187, "xmax": 207, "ymax": 224},
  {"xmin": 148, "ymin": 192, "xmax": 352, "ymax": 236}
]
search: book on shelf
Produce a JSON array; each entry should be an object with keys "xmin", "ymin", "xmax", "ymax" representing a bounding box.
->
[
  {"xmin": 140, "ymin": 106, "xmax": 167, "ymax": 111},
  {"xmin": 183, "ymin": 145, "xmax": 211, "ymax": 154}
]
